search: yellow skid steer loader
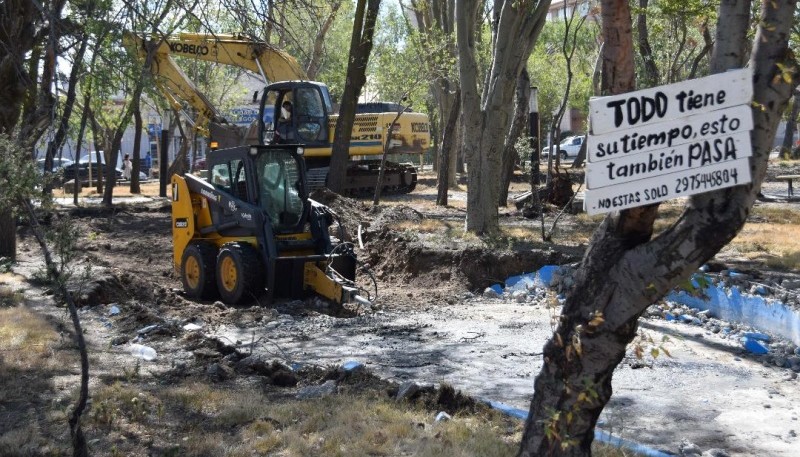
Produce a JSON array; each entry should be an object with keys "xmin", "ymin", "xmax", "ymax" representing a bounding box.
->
[{"xmin": 171, "ymin": 144, "xmax": 369, "ymax": 306}]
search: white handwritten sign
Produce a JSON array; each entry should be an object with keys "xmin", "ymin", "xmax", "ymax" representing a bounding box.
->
[
  {"xmin": 589, "ymin": 68, "xmax": 752, "ymax": 135},
  {"xmin": 584, "ymin": 69, "xmax": 754, "ymax": 215},
  {"xmin": 585, "ymin": 159, "xmax": 752, "ymax": 214}
]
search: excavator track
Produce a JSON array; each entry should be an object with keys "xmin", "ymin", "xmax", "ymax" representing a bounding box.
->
[{"xmin": 306, "ymin": 161, "xmax": 418, "ymax": 196}]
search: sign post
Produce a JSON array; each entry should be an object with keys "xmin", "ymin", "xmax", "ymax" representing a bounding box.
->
[{"xmin": 584, "ymin": 68, "xmax": 754, "ymax": 215}]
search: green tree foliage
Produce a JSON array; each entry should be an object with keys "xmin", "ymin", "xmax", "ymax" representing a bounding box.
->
[
  {"xmin": 632, "ymin": 0, "xmax": 717, "ymax": 85},
  {"xmin": 370, "ymin": 3, "xmax": 437, "ymax": 105},
  {"xmin": 528, "ymin": 19, "xmax": 599, "ymax": 135},
  {"xmin": 0, "ymin": 135, "xmax": 42, "ymax": 212}
]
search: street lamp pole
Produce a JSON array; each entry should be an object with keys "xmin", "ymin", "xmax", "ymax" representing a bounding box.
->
[
  {"xmin": 528, "ymin": 86, "xmax": 541, "ymax": 187},
  {"xmin": 160, "ymin": 113, "xmax": 170, "ymax": 198}
]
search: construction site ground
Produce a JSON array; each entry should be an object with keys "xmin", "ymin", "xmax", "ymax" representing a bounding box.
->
[{"xmin": 4, "ymin": 161, "xmax": 800, "ymax": 456}]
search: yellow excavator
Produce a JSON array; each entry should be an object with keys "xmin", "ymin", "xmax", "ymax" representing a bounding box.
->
[{"xmin": 124, "ymin": 32, "xmax": 430, "ymax": 193}]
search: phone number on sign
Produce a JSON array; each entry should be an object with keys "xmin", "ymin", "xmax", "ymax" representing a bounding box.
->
[{"xmin": 675, "ymin": 167, "xmax": 740, "ymax": 194}]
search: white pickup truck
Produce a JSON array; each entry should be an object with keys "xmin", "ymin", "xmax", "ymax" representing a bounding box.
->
[{"xmin": 541, "ymin": 135, "xmax": 584, "ymax": 161}]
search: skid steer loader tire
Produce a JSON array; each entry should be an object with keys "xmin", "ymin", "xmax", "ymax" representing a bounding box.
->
[
  {"xmin": 182, "ymin": 242, "xmax": 218, "ymax": 299},
  {"xmin": 216, "ymin": 242, "xmax": 264, "ymax": 304}
]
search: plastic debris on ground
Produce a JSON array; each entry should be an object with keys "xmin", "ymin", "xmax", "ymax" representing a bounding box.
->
[
  {"xmin": 741, "ymin": 337, "xmax": 770, "ymax": 355},
  {"xmin": 129, "ymin": 343, "xmax": 157, "ymax": 361}
]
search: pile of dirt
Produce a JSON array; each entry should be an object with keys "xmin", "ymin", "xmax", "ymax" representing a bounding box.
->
[{"xmin": 310, "ymin": 188, "xmax": 374, "ymax": 241}]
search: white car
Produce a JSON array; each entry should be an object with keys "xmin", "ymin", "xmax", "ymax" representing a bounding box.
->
[{"xmin": 541, "ymin": 135, "xmax": 584, "ymax": 161}]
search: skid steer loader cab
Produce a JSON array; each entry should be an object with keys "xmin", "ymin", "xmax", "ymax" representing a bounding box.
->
[{"xmin": 171, "ymin": 144, "xmax": 358, "ymax": 306}]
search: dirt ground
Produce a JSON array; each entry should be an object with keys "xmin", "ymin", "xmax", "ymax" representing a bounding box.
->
[{"xmin": 4, "ymin": 161, "xmax": 800, "ymax": 456}]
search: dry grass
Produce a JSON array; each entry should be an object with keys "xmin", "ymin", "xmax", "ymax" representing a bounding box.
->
[
  {"xmin": 722, "ymin": 223, "xmax": 800, "ymax": 269},
  {"xmin": 84, "ymin": 379, "xmax": 638, "ymax": 456},
  {"xmin": 0, "ymin": 305, "xmax": 60, "ymax": 377},
  {"xmin": 0, "ymin": 298, "xmax": 70, "ymax": 456},
  {"xmin": 89, "ymin": 380, "xmax": 522, "ymax": 457}
]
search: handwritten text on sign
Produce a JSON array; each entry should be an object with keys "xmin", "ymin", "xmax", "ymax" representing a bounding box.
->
[
  {"xmin": 585, "ymin": 159, "xmax": 751, "ymax": 215},
  {"xmin": 586, "ymin": 131, "xmax": 752, "ymax": 189},
  {"xmin": 585, "ymin": 69, "xmax": 754, "ymax": 215},
  {"xmin": 589, "ymin": 68, "xmax": 752, "ymax": 135},
  {"xmin": 586, "ymin": 105, "xmax": 753, "ymax": 163}
]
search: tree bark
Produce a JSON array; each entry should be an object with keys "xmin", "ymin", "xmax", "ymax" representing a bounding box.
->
[
  {"xmin": 519, "ymin": 1, "xmax": 794, "ymax": 455},
  {"xmin": 327, "ymin": 0, "xmax": 382, "ymax": 193},
  {"xmin": 636, "ymin": 0, "xmax": 660, "ymax": 87},
  {"xmin": 600, "ymin": 0, "xmax": 635, "ymax": 96},
  {"xmin": 782, "ymin": 90, "xmax": 800, "ymax": 158},
  {"xmin": 710, "ymin": 0, "xmax": 752, "ymax": 72},
  {"xmin": 0, "ymin": 0, "xmax": 41, "ymax": 260},
  {"xmin": 436, "ymin": 90, "xmax": 460, "ymax": 206},
  {"xmin": 499, "ymin": 69, "xmax": 530, "ymax": 206}
]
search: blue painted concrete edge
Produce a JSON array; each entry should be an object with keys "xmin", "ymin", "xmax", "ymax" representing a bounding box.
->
[
  {"xmin": 497, "ymin": 266, "xmax": 800, "ymax": 345},
  {"xmin": 486, "ymin": 400, "xmax": 672, "ymax": 457},
  {"xmin": 666, "ymin": 273, "xmax": 800, "ymax": 345}
]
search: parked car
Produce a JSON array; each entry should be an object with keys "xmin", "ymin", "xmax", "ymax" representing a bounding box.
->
[
  {"xmin": 63, "ymin": 151, "xmax": 147, "ymax": 183},
  {"xmin": 37, "ymin": 157, "xmax": 74, "ymax": 173},
  {"xmin": 541, "ymin": 135, "xmax": 584, "ymax": 161},
  {"xmin": 61, "ymin": 162, "xmax": 123, "ymax": 183}
]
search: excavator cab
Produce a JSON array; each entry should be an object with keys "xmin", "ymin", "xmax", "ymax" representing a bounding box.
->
[{"xmin": 259, "ymin": 81, "xmax": 332, "ymax": 147}]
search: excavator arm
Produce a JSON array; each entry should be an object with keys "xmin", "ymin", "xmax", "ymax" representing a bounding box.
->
[
  {"xmin": 124, "ymin": 32, "xmax": 307, "ymax": 142},
  {"xmin": 151, "ymin": 32, "xmax": 307, "ymax": 82},
  {"xmin": 124, "ymin": 32, "xmax": 231, "ymax": 138}
]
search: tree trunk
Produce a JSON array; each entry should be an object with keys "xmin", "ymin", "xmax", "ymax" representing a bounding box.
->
[
  {"xmin": 0, "ymin": 0, "xmax": 41, "ymax": 260},
  {"xmin": 44, "ymin": 30, "xmax": 90, "ymax": 194},
  {"xmin": 327, "ymin": 0, "xmax": 381, "ymax": 193},
  {"xmin": 457, "ymin": 0, "xmax": 550, "ymax": 234},
  {"xmin": 0, "ymin": 209, "xmax": 15, "ymax": 260},
  {"xmin": 436, "ymin": 90, "xmax": 460, "ymax": 206},
  {"xmin": 306, "ymin": 1, "xmax": 343, "ymax": 80},
  {"xmin": 519, "ymin": 1, "xmax": 794, "ymax": 455},
  {"xmin": 636, "ymin": 0, "xmax": 660, "ymax": 87},
  {"xmin": 410, "ymin": 0, "xmax": 459, "ymax": 187},
  {"xmin": 782, "ymin": 90, "xmax": 800, "ymax": 158},
  {"xmin": 102, "ymin": 133, "xmax": 124, "ymax": 206},
  {"xmin": 167, "ymin": 118, "xmax": 191, "ymax": 178},
  {"xmin": 710, "ymin": 0, "xmax": 752, "ymax": 72},
  {"xmin": 499, "ymin": 69, "xmax": 530, "ymax": 206},
  {"xmin": 73, "ymin": 97, "xmax": 91, "ymax": 206},
  {"xmin": 131, "ymin": 103, "xmax": 143, "ymax": 194}
]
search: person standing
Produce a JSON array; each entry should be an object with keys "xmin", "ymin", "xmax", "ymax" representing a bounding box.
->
[{"xmin": 122, "ymin": 154, "xmax": 133, "ymax": 181}]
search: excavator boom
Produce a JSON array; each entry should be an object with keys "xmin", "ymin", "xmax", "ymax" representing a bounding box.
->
[{"xmin": 132, "ymin": 32, "xmax": 307, "ymax": 83}]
